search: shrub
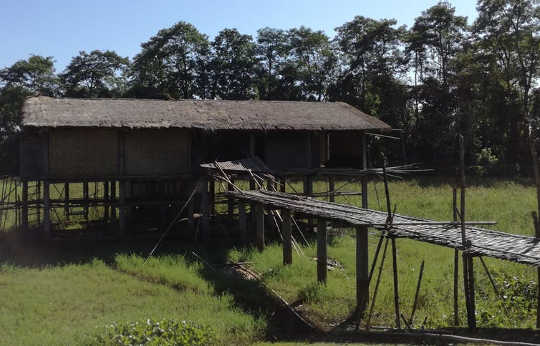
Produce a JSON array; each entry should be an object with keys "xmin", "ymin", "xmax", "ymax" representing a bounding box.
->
[{"xmin": 95, "ymin": 319, "xmax": 215, "ymax": 346}]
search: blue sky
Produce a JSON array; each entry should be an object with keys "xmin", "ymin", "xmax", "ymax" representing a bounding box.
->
[{"xmin": 0, "ymin": 0, "xmax": 478, "ymax": 72}]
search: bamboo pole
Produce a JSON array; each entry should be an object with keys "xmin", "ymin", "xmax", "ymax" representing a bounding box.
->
[
  {"xmin": 528, "ymin": 136, "xmax": 540, "ymax": 329},
  {"xmin": 410, "ymin": 260, "xmax": 425, "ymax": 326},
  {"xmin": 453, "ymin": 187, "xmax": 459, "ymax": 326},
  {"xmin": 366, "ymin": 237, "xmax": 389, "ymax": 330},
  {"xmin": 282, "ymin": 209, "xmax": 293, "ymax": 265},
  {"xmin": 317, "ymin": 218, "xmax": 328, "ymax": 284}
]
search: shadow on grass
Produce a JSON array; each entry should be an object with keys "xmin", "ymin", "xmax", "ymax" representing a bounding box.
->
[{"xmin": 0, "ymin": 222, "xmax": 319, "ymax": 340}]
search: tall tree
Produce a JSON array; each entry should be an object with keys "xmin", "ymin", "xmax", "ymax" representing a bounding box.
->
[
  {"xmin": 61, "ymin": 50, "xmax": 129, "ymax": 98},
  {"xmin": 287, "ymin": 27, "xmax": 337, "ymax": 101},
  {"xmin": 131, "ymin": 22, "xmax": 210, "ymax": 99},
  {"xmin": 255, "ymin": 27, "xmax": 289, "ymax": 99},
  {"xmin": 0, "ymin": 55, "xmax": 58, "ymax": 96},
  {"xmin": 210, "ymin": 28, "xmax": 257, "ymax": 100},
  {"xmin": 474, "ymin": 0, "xmax": 539, "ymax": 165}
]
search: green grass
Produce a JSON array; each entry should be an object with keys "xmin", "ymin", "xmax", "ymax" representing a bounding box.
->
[
  {"xmin": 0, "ymin": 255, "xmax": 265, "ymax": 345},
  {"xmin": 0, "ymin": 177, "xmax": 538, "ymax": 345}
]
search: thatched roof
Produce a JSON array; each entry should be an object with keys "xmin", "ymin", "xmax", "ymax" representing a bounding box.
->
[{"xmin": 22, "ymin": 97, "xmax": 391, "ymax": 131}]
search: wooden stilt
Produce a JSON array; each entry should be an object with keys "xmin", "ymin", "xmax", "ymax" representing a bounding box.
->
[
  {"xmin": 356, "ymin": 225, "xmax": 369, "ymax": 319},
  {"xmin": 64, "ymin": 182, "xmax": 70, "ymax": 219},
  {"xmin": 83, "ymin": 180, "xmax": 89, "ymax": 220},
  {"xmin": 280, "ymin": 177, "xmax": 286, "ymax": 193},
  {"xmin": 119, "ymin": 180, "xmax": 127, "ymax": 236},
  {"xmin": 103, "ymin": 181, "xmax": 109, "ymax": 225},
  {"xmin": 361, "ymin": 133, "xmax": 368, "ymax": 209},
  {"xmin": 282, "ymin": 209, "xmax": 292, "ymax": 265},
  {"xmin": 453, "ymin": 187, "xmax": 459, "ymax": 326},
  {"xmin": 200, "ymin": 178, "xmax": 210, "ymax": 239},
  {"xmin": 239, "ymin": 202, "xmax": 247, "ymax": 244},
  {"xmin": 328, "ymin": 176, "xmax": 335, "ymax": 203},
  {"xmin": 36, "ymin": 181, "xmax": 41, "ymax": 225},
  {"xmin": 228, "ymin": 179, "xmax": 234, "ymax": 216},
  {"xmin": 43, "ymin": 180, "xmax": 50, "ymax": 236},
  {"xmin": 458, "ymin": 135, "xmax": 476, "ymax": 329},
  {"xmin": 21, "ymin": 180, "xmax": 28, "ymax": 231},
  {"xmin": 209, "ymin": 178, "xmax": 215, "ymax": 216},
  {"xmin": 317, "ymin": 218, "xmax": 327, "ymax": 284},
  {"xmin": 391, "ymin": 237, "xmax": 401, "ymax": 329},
  {"xmin": 255, "ymin": 203, "xmax": 264, "ymax": 252},
  {"xmin": 528, "ymin": 136, "xmax": 540, "ymax": 329},
  {"xmin": 304, "ymin": 175, "xmax": 313, "ymax": 230},
  {"xmin": 111, "ymin": 181, "xmax": 117, "ymax": 220}
]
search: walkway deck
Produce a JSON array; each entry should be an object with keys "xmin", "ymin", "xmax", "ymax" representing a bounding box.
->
[{"xmin": 227, "ymin": 190, "xmax": 540, "ymax": 267}]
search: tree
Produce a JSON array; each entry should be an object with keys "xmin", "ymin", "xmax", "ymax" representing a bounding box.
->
[
  {"xmin": 474, "ymin": 0, "xmax": 540, "ymax": 166},
  {"xmin": 210, "ymin": 28, "xmax": 257, "ymax": 100},
  {"xmin": 131, "ymin": 22, "xmax": 210, "ymax": 99},
  {"xmin": 287, "ymin": 27, "xmax": 337, "ymax": 101},
  {"xmin": 61, "ymin": 50, "xmax": 130, "ymax": 98},
  {"xmin": 0, "ymin": 55, "xmax": 58, "ymax": 96},
  {"xmin": 255, "ymin": 27, "xmax": 289, "ymax": 99}
]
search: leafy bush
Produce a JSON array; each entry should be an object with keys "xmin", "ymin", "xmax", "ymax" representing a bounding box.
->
[{"xmin": 96, "ymin": 319, "xmax": 215, "ymax": 346}]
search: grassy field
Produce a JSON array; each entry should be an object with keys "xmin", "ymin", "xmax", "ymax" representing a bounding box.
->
[{"xmin": 0, "ymin": 177, "xmax": 538, "ymax": 344}]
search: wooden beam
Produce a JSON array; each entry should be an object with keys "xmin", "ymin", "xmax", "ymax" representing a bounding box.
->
[
  {"xmin": 391, "ymin": 237, "xmax": 401, "ymax": 329},
  {"xmin": 64, "ymin": 182, "xmax": 70, "ymax": 219},
  {"xmin": 282, "ymin": 209, "xmax": 293, "ymax": 265},
  {"xmin": 36, "ymin": 181, "xmax": 41, "ymax": 224},
  {"xmin": 528, "ymin": 136, "xmax": 540, "ymax": 329},
  {"xmin": 103, "ymin": 181, "xmax": 109, "ymax": 225},
  {"xmin": 356, "ymin": 225, "xmax": 369, "ymax": 318},
  {"xmin": 111, "ymin": 181, "xmax": 117, "ymax": 220},
  {"xmin": 317, "ymin": 218, "xmax": 328, "ymax": 284},
  {"xmin": 83, "ymin": 180, "xmax": 89, "ymax": 220},
  {"xmin": 256, "ymin": 203, "xmax": 265, "ymax": 252},
  {"xmin": 361, "ymin": 133, "xmax": 368, "ymax": 209},
  {"xmin": 228, "ymin": 178, "xmax": 234, "ymax": 216}
]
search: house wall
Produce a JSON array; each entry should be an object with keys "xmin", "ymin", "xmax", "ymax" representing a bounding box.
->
[
  {"xmin": 124, "ymin": 128, "xmax": 191, "ymax": 176},
  {"xmin": 265, "ymin": 132, "xmax": 313, "ymax": 170},
  {"xmin": 19, "ymin": 128, "xmax": 48, "ymax": 179}
]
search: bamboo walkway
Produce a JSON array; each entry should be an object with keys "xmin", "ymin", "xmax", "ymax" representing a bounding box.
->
[{"xmin": 227, "ymin": 190, "xmax": 540, "ymax": 267}]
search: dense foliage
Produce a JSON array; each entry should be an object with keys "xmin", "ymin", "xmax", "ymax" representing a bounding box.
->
[{"xmin": 0, "ymin": 0, "xmax": 538, "ymax": 173}]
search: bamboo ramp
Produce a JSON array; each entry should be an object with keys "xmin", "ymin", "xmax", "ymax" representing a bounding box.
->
[{"xmin": 227, "ymin": 190, "xmax": 540, "ymax": 267}]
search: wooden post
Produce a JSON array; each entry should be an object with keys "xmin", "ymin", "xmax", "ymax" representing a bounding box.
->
[
  {"xmin": 64, "ymin": 182, "xmax": 70, "ymax": 219},
  {"xmin": 255, "ymin": 203, "xmax": 265, "ymax": 252},
  {"xmin": 391, "ymin": 237, "xmax": 401, "ymax": 329},
  {"xmin": 239, "ymin": 201, "xmax": 247, "ymax": 244},
  {"xmin": 209, "ymin": 178, "xmax": 215, "ymax": 216},
  {"xmin": 280, "ymin": 177, "xmax": 286, "ymax": 193},
  {"xmin": 103, "ymin": 181, "xmax": 109, "ymax": 224},
  {"xmin": 119, "ymin": 180, "xmax": 127, "ymax": 236},
  {"xmin": 282, "ymin": 209, "xmax": 293, "ymax": 265},
  {"xmin": 83, "ymin": 180, "xmax": 89, "ymax": 220},
  {"xmin": 200, "ymin": 177, "xmax": 210, "ymax": 239},
  {"xmin": 317, "ymin": 218, "xmax": 328, "ymax": 284},
  {"xmin": 227, "ymin": 178, "xmax": 234, "ymax": 216},
  {"xmin": 36, "ymin": 181, "xmax": 41, "ymax": 225},
  {"xmin": 328, "ymin": 176, "xmax": 335, "ymax": 203},
  {"xmin": 361, "ymin": 133, "xmax": 368, "ymax": 208},
  {"xmin": 459, "ymin": 134, "xmax": 476, "ymax": 329},
  {"xmin": 21, "ymin": 180, "xmax": 28, "ymax": 231},
  {"xmin": 452, "ymin": 186, "xmax": 459, "ymax": 326},
  {"xmin": 356, "ymin": 225, "xmax": 369, "ymax": 318},
  {"xmin": 528, "ymin": 136, "xmax": 540, "ymax": 329},
  {"xmin": 111, "ymin": 181, "xmax": 117, "ymax": 220},
  {"xmin": 43, "ymin": 180, "xmax": 50, "ymax": 236},
  {"xmin": 304, "ymin": 175, "xmax": 313, "ymax": 230}
]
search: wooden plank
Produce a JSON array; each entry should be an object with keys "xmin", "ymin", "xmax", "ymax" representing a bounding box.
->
[
  {"xmin": 283, "ymin": 209, "xmax": 293, "ymax": 265},
  {"xmin": 317, "ymin": 218, "xmax": 328, "ymax": 283},
  {"xmin": 256, "ymin": 203, "xmax": 265, "ymax": 252},
  {"xmin": 356, "ymin": 225, "xmax": 369, "ymax": 318}
]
